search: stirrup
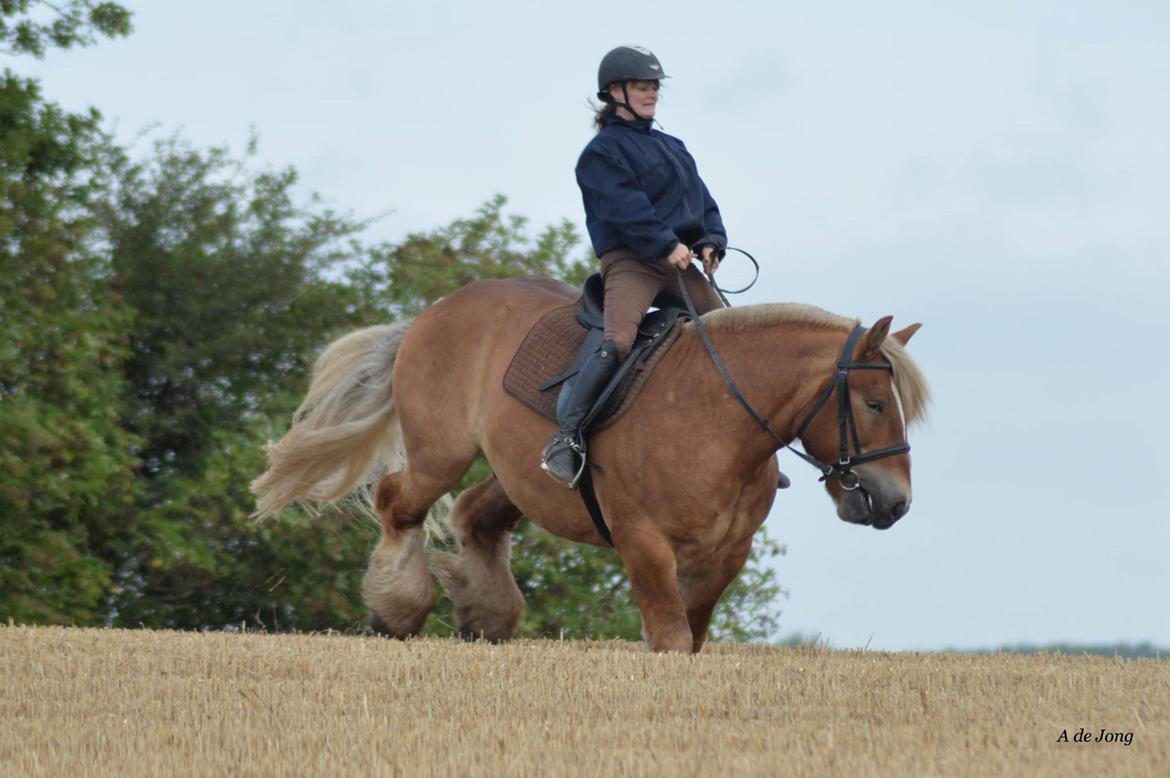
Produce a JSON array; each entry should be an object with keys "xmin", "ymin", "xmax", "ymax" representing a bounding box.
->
[{"xmin": 540, "ymin": 437, "xmax": 588, "ymax": 489}]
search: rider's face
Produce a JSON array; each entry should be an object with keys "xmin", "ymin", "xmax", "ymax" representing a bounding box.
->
[{"xmin": 608, "ymin": 80, "xmax": 659, "ymax": 119}]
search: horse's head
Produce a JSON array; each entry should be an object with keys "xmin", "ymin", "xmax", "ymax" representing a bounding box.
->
[{"xmin": 799, "ymin": 316, "xmax": 927, "ymax": 530}]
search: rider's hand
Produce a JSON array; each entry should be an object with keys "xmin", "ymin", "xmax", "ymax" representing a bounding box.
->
[
  {"xmin": 699, "ymin": 245, "xmax": 721, "ymax": 275},
  {"xmin": 666, "ymin": 242, "xmax": 693, "ymax": 270}
]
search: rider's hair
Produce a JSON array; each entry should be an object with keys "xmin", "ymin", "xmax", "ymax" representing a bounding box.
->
[{"xmin": 592, "ymin": 101, "xmax": 616, "ymax": 132}]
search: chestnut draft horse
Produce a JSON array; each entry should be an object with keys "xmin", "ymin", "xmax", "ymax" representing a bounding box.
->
[{"xmin": 252, "ymin": 276, "xmax": 930, "ymax": 653}]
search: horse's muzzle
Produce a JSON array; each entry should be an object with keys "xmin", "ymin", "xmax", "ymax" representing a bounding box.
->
[
  {"xmin": 837, "ymin": 471, "xmax": 911, "ymax": 530},
  {"xmin": 870, "ymin": 499, "xmax": 909, "ymax": 530}
]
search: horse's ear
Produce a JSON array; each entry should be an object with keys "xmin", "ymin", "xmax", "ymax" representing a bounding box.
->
[
  {"xmin": 857, "ymin": 315, "xmax": 894, "ymax": 362},
  {"xmin": 892, "ymin": 322, "xmax": 922, "ymax": 346}
]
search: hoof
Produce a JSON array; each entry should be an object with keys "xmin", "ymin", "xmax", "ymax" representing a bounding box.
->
[
  {"xmin": 458, "ymin": 626, "xmax": 507, "ymax": 644},
  {"xmin": 369, "ymin": 611, "xmax": 405, "ymax": 639}
]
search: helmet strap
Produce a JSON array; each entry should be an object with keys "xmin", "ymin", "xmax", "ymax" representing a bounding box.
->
[{"xmin": 604, "ymin": 82, "xmax": 653, "ymax": 124}]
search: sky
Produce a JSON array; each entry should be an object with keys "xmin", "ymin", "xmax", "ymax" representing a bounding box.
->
[{"xmin": 18, "ymin": 0, "xmax": 1170, "ymax": 650}]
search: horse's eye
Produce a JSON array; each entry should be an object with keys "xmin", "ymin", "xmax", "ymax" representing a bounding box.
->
[{"xmin": 866, "ymin": 400, "xmax": 885, "ymax": 414}]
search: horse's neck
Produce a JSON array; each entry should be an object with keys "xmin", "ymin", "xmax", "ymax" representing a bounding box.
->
[{"xmin": 674, "ymin": 321, "xmax": 839, "ymax": 461}]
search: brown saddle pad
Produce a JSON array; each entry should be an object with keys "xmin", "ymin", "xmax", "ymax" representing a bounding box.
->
[{"xmin": 503, "ymin": 302, "xmax": 684, "ymax": 433}]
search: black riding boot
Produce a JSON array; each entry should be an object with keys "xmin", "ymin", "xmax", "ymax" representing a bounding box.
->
[
  {"xmin": 540, "ymin": 340, "xmax": 620, "ymax": 488},
  {"xmin": 777, "ymin": 469, "xmax": 791, "ymax": 489}
]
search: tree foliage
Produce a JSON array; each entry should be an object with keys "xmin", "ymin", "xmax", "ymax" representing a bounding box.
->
[
  {"xmin": 97, "ymin": 134, "xmax": 368, "ymax": 481},
  {"xmin": 353, "ymin": 193, "xmax": 589, "ymax": 317},
  {"xmin": 88, "ymin": 134, "xmax": 379, "ymax": 629},
  {"xmin": 0, "ymin": 72, "xmax": 137, "ymax": 623},
  {"xmin": 111, "ymin": 425, "xmax": 379, "ymax": 630},
  {"xmin": 0, "ymin": 1, "xmax": 132, "ymax": 57}
]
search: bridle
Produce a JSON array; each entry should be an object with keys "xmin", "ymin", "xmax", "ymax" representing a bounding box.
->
[
  {"xmin": 675, "ymin": 270, "xmax": 910, "ymax": 491},
  {"xmin": 784, "ymin": 323, "xmax": 910, "ymax": 490}
]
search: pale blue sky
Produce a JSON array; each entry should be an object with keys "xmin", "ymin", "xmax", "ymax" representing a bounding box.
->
[{"xmin": 20, "ymin": 0, "xmax": 1169, "ymax": 649}]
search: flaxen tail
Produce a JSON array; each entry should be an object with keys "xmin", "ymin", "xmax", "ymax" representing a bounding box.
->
[{"xmin": 251, "ymin": 321, "xmax": 413, "ymax": 519}]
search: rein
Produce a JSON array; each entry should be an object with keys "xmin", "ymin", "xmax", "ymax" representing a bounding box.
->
[
  {"xmin": 704, "ymin": 246, "xmax": 761, "ymax": 305},
  {"xmin": 674, "ymin": 267, "xmax": 910, "ymax": 490}
]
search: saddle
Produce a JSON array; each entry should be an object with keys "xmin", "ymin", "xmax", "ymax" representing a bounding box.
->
[{"xmin": 503, "ymin": 273, "xmax": 690, "ymax": 433}]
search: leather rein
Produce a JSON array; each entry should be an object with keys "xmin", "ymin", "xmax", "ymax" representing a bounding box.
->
[{"xmin": 676, "ymin": 267, "xmax": 910, "ymax": 491}]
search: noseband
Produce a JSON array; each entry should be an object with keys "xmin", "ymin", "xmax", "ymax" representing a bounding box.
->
[{"xmin": 676, "ymin": 272, "xmax": 909, "ymax": 490}]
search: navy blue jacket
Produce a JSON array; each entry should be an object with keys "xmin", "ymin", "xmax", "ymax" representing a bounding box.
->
[{"xmin": 576, "ymin": 115, "xmax": 727, "ymax": 261}]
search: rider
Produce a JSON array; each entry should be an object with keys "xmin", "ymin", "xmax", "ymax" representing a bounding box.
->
[{"xmin": 540, "ymin": 45, "xmax": 728, "ymax": 488}]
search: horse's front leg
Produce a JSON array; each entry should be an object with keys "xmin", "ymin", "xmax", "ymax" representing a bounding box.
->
[
  {"xmin": 613, "ymin": 525, "xmax": 694, "ymax": 652},
  {"xmin": 678, "ymin": 536, "xmax": 754, "ymax": 653}
]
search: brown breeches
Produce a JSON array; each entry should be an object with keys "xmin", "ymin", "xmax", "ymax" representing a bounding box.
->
[{"xmin": 599, "ymin": 248, "xmax": 725, "ymax": 358}]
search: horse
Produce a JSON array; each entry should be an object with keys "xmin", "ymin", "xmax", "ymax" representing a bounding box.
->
[{"xmin": 251, "ymin": 276, "xmax": 930, "ymax": 653}]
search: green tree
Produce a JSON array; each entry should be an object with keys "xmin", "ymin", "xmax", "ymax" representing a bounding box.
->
[
  {"xmin": 110, "ymin": 424, "xmax": 379, "ymax": 630},
  {"xmin": 0, "ymin": 0, "xmax": 135, "ymax": 624},
  {"xmin": 0, "ymin": 1, "xmax": 132, "ymax": 58},
  {"xmin": 92, "ymin": 133, "xmax": 379, "ymax": 628},
  {"xmin": 98, "ymin": 134, "xmax": 368, "ymax": 482},
  {"xmin": 0, "ymin": 72, "xmax": 138, "ymax": 623},
  {"xmin": 353, "ymin": 193, "xmax": 588, "ymax": 317}
]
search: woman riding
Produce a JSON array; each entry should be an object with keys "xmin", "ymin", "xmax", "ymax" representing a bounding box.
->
[{"xmin": 540, "ymin": 45, "xmax": 729, "ymax": 488}]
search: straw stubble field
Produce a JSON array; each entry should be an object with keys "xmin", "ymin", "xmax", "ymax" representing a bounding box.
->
[{"xmin": 1, "ymin": 626, "xmax": 1166, "ymax": 776}]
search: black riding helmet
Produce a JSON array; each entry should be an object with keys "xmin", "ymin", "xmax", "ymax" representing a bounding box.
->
[
  {"xmin": 596, "ymin": 46, "xmax": 668, "ymax": 122},
  {"xmin": 596, "ymin": 45, "xmax": 668, "ymax": 99}
]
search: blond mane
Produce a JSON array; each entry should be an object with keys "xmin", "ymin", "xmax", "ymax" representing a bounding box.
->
[{"xmin": 699, "ymin": 303, "xmax": 931, "ymax": 427}]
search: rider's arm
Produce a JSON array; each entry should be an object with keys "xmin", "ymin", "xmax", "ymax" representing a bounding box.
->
[{"xmin": 678, "ymin": 143, "xmax": 727, "ymax": 260}]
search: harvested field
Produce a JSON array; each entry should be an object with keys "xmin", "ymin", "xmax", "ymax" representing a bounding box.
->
[{"xmin": 1, "ymin": 626, "xmax": 1166, "ymax": 776}]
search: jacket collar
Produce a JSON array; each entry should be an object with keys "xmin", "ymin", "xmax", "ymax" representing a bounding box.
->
[{"xmin": 605, "ymin": 114, "xmax": 653, "ymax": 134}]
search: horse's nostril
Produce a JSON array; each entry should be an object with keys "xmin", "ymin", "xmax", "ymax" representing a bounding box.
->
[{"xmin": 891, "ymin": 501, "xmax": 908, "ymax": 519}]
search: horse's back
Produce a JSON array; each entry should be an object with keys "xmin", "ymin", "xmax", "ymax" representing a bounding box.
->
[
  {"xmin": 442, "ymin": 276, "xmax": 576, "ymax": 309},
  {"xmin": 394, "ymin": 276, "xmax": 577, "ymax": 417},
  {"xmin": 406, "ymin": 276, "xmax": 575, "ymax": 349}
]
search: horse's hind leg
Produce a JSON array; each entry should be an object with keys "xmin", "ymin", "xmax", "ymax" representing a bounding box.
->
[
  {"xmin": 430, "ymin": 477, "xmax": 525, "ymax": 642},
  {"xmin": 364, "ymin": 462, "xmax": 470, "ymax": 638}
]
